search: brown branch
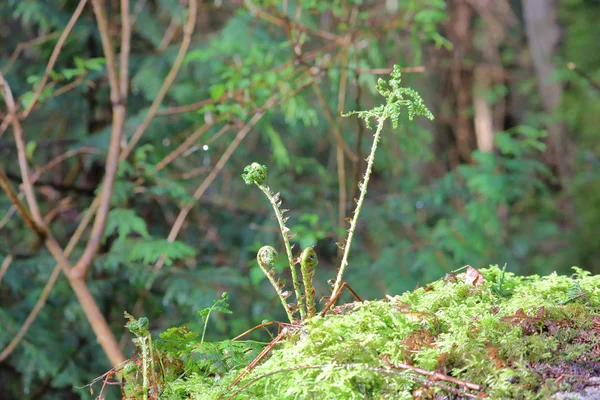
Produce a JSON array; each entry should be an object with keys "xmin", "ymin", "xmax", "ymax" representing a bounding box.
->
[
  {"xmin": 0, "ymin": 259, "xmax": 61, "ymax": 362},
  {"xmin": 226, "ymin": 362, "xmax": 483, "ymax": 400},
  {"xmin": 122, "ymin": 0, "xmax": 198, "ymax": 158},
  {"xmin": 1, "ymin": 32, "xmax": 61, "ymax": 74},
  {"xmin": 244, "ymin": 0, "xmax": 344, "ymax": 44},
  {"xmin": 0, "ymin": 167, "xmax": 125, "ymax": 365},
  {"xmin": 0, "ymin": 255, "xmax": 13, "ymax": 285},
  {"xmin": 0, "ymin": 73, "xmax": 45, "ymax": 226},
  {"xmin": 0, "ymin": 5, "xmax": 126, "ymax": 366},
  {"xmin": 0, "ymin": 148, "xmax": 100, "ymax": 231},
  {"xmin": 0, "ymin": 167, "xmax": 46, "ymax": 237},
  {"xmin": 152, "ymin": 122, "xmax": 215, "ymax": 172},
  {"xmin": 568, "ymin": 62, "xmax": 600, "ymax": 92},
  {"xmin": 311, "ymin": 82, "xmax": 357, "ymax": 162},
  {"xmin": 119, "ymin": 0, "xmax": 131, "ymax": 99},
  {"xmin": 154, "ymin": 43, "xmax": 337, "ymax": 116},
  {"xmin": 20, "ymin": 0, "xmax": 89, "ymax": 119},
  {"xmin": 71, "ymin": 0, "xmax": 127, "ymax": 279}
]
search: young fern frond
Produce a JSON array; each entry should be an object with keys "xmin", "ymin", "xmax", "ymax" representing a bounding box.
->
[
  {"xmin": 242, "ymin": 66, "xmax": 433, "ymax": 320},
  {"xmin": 257, "ymin": 246, "xmax": 295, "ymax": 323},
  {"xmin": 242, "ymin": 163, "xmax": 305, "ymax": 320},
  {"xmin": 331, "ymin": 65, "xmax": 434, "ymax": 296},
  {"xmin": 299, "ymin": 247, "xmax": 318, "ymax": 318}
]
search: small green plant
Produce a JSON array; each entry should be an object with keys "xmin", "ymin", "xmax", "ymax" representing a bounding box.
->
[
  {"xmin": 120, "ymin": 294, "xmax": 262, "ymax": 399},
  {"xmin": 243, "ymin": 65, "xmax": 434, "ymax": 321}
]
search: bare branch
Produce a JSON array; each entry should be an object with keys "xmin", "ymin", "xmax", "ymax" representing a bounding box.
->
[
  {"xmin": 1, "ymin": 32, "xmax": 60, "ymax": 74},
  {"xmin": 0, "ymin": 255, "xmax": 13, "ymax": 285},
  {"xmin": 153, "ymin": 122, "xmax": 215, "ymax": 172},
  {"xmin": 122, "ymin": 0, "xmax": 198, "ymax": 157},
  {"xmin": 0, "ymin": 167, "xmax": 46, "ymax": 237},
  {"xmin": 120, "ymin": 0, "xmax": 131, "ymax": 99},
  {"xmin": 72, "ymin": 0, "xmax": 127, "ymax": 278},
  {"xmin": 20, "ymin": 0, "xmax": 89, "ymax": 119},
  {"xmin": 0, "ymin": 73, "xmax": 45, "ymax": 226}
]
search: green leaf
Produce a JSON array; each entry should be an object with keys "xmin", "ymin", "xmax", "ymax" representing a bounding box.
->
[
  {"xmin": 127, "ymin": 239, "xmax": 196, "ymax": 266},
  {"xmin": 103, "ymin": 208, "xmax": 150, "ymax": 243}
]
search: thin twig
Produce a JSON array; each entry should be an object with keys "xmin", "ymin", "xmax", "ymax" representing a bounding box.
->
[
  {"xmin": 0, "ymin": 168, "xmax": 46, "ymax": 237},
  {"xmin": 568, "ymin": 62, "xmax": 600, "ymax": 92},
  {"xmin": 153, "ymin": 122, "xmax": 216, "ymax": 172},
  {"xmin": 20, "ymin": 0, "xmax": 89, "ymax": 118},
  {"xmin": 0, "ymin": 73, "xmax": 45, "ymax": 226},
  {"xmin": 1, "ymin": 32, "xmax": 60, "ymax": 74},
  {"xmin": 0, "ymin": 255, "xmax": 13, "ymax": 285},
  {"xmin": 311, "ymin": 83, "xmax": 357, "ymax": 161},
  {"xmin": 120, "ymin": 0, "xmax": 131, "ymax": 99},
  {"xmin": 0, "ymin": 260, "xmax": 61, "ymax": 362},
  {"xmin": 244, "ymin": 0, "xmax": 344, "ymax": 44},
  {"xmin": 122, "ymin": 0, "xmax": 198, "ymax": 157},
  {"xmin": 226, "ymin": 362, "xmax": 483, "ymax": 400}
]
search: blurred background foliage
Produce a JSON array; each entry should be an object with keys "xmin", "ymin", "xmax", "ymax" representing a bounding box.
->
[{"xmin": 0, "ymin": 0, "xmax": 598, "ymax": 398}]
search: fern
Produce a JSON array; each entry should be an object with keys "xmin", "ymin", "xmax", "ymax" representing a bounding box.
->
[
  {"xmin": 103, "ymin": 208, "xmax": 150, "ymax": 243},
  {"xmin": 128, "ymin": 239, "xmax": 196, "ymax": 266}
]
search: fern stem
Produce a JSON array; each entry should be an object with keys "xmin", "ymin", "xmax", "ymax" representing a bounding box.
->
[
  {"xmin": 257, "ymin": 184, "xmax": 306, "ymax": 320},
  {"xmin": 331, "ymin": 115, "xmax": 386, "ymax": 296},
  {"xmin": 300, "ymin": 248, "xmax": 318, "ymax": 318},
  {"xmin": 257, "ymin": 246, "xmax": 295, "ymax": 323}
]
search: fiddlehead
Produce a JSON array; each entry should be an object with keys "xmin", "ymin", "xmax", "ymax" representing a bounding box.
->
[
  {"xmin": 256, "ymin": 246, "xmax": 294, "ymax": 323},
  {"xmin": 243, "ymin": 163, "xmax": 306, "ymax": 320},
  {"xmin": 299, "ymin": 247, "xmax": 318, "ymax": 318}
]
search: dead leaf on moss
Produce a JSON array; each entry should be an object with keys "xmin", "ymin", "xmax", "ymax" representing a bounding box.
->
[
  {"xmin": 501, "ymin": 307, "xmax": 547, "ymax": 335},
  {"xmin": 443, "ymin": 272, "xmax": 458, "ymax": 285},
  {"xmin": 463, "ymin": 266, "xmax": 486, "ymax": 286},
  {"xmin": 486, "ymin": 345, "xmax": 507, "ymax": 368},
  {"xmin": 402, "ymin": 329, "xmax": 437, "ymax": 352}
]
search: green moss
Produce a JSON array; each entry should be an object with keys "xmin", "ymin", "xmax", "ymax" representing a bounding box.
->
[{"xmin": 131, "ymin": 266, "xmax": 600, "ymax": 399}]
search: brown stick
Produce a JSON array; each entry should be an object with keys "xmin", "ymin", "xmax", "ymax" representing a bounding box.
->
[
  {"xmin": 2, "ymin": 32, "xmax": 60, "ymax": 74},
  {"xmin": 0, "ymin": 167, "xmax": 46, "ymax": 237},
  {"xmin": 386, "ymin": 358, "xmax": 483, "ymax": 392},
  {"xmin": 20, "ymin": 0, "xmax": 89, "ymax": 119},
  {"xmin": 0, "ymin": 27, "xmax": 125, "ymax": 369},
  {"xmin": 71, "ymin": 0, "xmax": 127, "ymax": 279},
  {"xmin": 122, "ymin": 0, "xmax": 198, "ymax": 157},
  {"xmin": 0, "ymin": 167, "xmax": 125, "ymax": 365},
  {"xmin": 119, "ymin": 0, "xmax": 131, "ymax": 99},
  {"xmin": 311, "ymin": 82, "xmax": 357, "ymax": 162},
  {"xmin": 152, "ymin": 122, "xmax": 214, "ymax": 172},
  {"xmin": 0, "ymin": 255, "xmax": 13, "ymax": 285}
]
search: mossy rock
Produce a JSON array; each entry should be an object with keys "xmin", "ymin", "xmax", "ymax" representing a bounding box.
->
[{"xmin": 140, "ymin": 266, "xmax": 600, "ymax": 399}]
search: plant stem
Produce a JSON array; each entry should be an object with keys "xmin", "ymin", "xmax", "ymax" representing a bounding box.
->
[
  {"xmin": 257, "ymin": 248, "xmax": 295, "ymax": 323},
  {"xmin": 331, "ymin": 114, "xmax": 387, "ymax": 296},
  {"xmin": 299, "ymin": 248, "xmax": 318, "ymax": 318},
  {"xmin": 257, "ymin": 183, "xmax": 305, "ymax": 320}
]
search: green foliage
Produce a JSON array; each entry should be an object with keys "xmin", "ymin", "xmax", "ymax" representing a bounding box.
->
[
  {"xmin": 122, "ymin": 296, "xmax": 262, "ymax": 399},
  {"xmin": 127, "ymin": 239, "xmax": 196, "ymax": 267}
]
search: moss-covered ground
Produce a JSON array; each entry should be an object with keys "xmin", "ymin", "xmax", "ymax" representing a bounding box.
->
[{"xmin": 129, "ymin": 266, "xmax": 600, "ymax": 399}]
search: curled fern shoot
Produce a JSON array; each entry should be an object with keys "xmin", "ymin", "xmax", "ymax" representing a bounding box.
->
[
  {"xmin": 257, "ymin": 246, "xmax": 295, "ymax": 323},
  {"xmin": 243, "ymin": 163, "xmax": 305, "ymax": 320},
  {"xmin": 299, "ymin": 247, "xmax": 318, "ymax": 318},
  {"xmin": 331, "ymin": 65, "xmax": 434, "ymax": 296}
]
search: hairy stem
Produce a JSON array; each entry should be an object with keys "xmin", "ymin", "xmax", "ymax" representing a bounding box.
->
[
  {"xmin": 331, "ymin": 114, "xmax": 386, "ymax": 296},
  {"xmin": 299, "ymin": 247, "xmax": 318, "ymax": 318},
  {"xmin": 256, "ymin": 184, "xmax": 305, "ymax": 320},
  {"xmin": 257, "ymin": 246, "xmax": 294, "ymax": 323}
]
